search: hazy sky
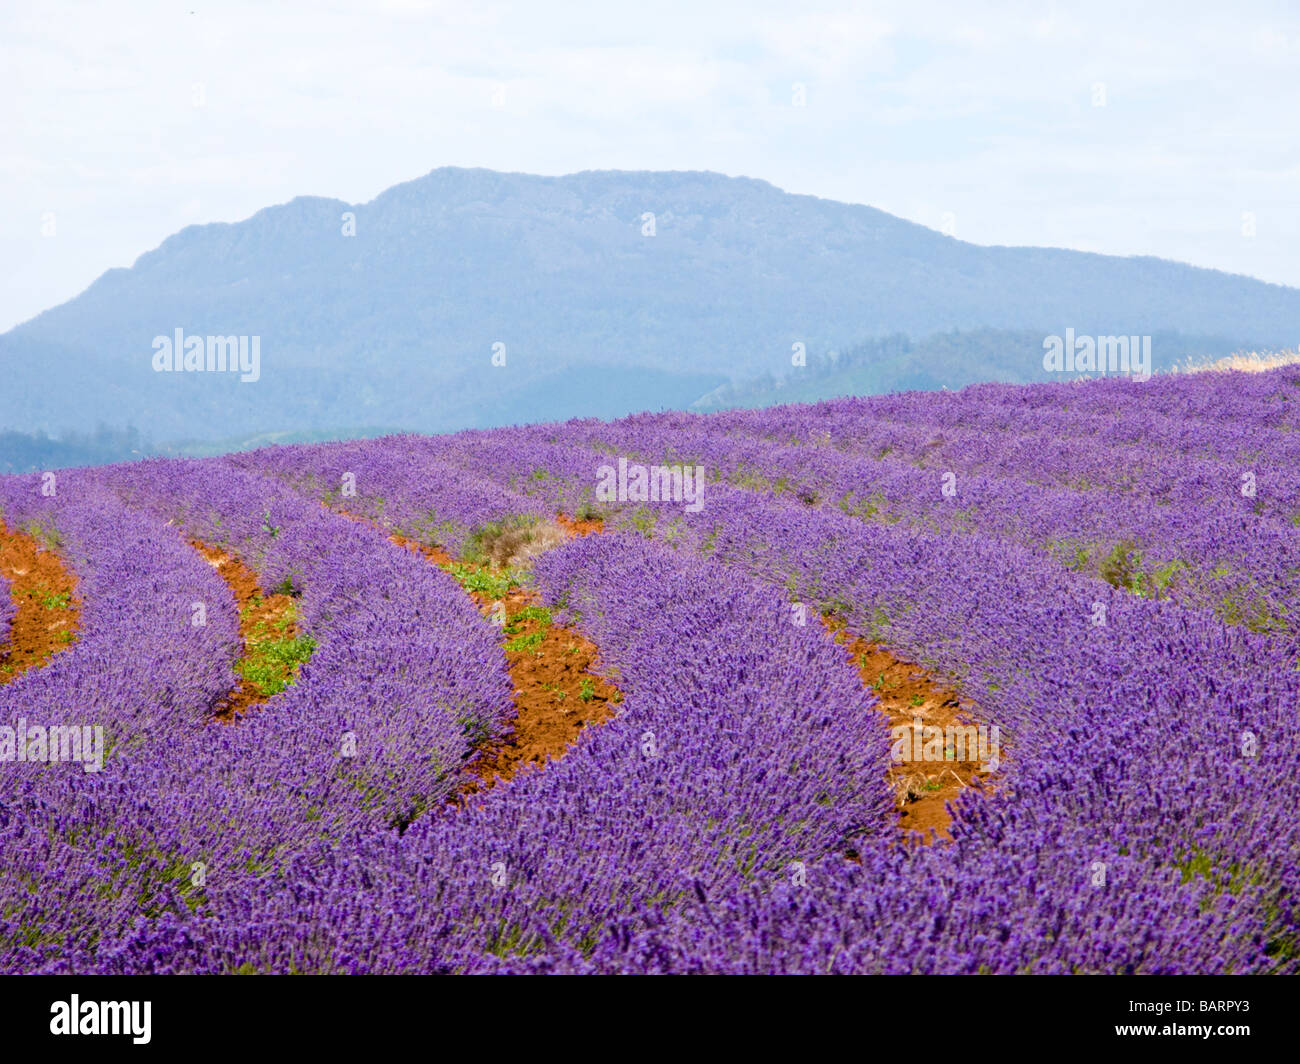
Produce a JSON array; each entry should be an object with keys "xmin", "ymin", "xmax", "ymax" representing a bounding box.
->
[{"xmin": 4, "ymin": 0, "xmax": 1298, "ymax": 333}]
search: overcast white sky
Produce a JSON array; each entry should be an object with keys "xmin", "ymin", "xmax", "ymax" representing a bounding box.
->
[{"xmin": 3, "ymin": 0, "xmax": 1298, "ymax": 332}]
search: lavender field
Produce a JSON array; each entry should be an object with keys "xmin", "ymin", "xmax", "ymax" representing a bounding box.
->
[{"xmin": 1, "ymin": 364, "xmax": 1297, "ymax": 974}]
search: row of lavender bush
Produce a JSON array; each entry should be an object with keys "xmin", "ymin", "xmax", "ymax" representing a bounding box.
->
[
  {"xmin": 226, "ymin": 368, "xmax": 1300, "ymax": 970},
  {"xmin": 0, "ymin": 473, "xmax": 242, "ymax": 966},
  {"xmin": 4, "ymin": 366, "xmax": 1295, "ymax": 971},
  {"xmin": 82, "ymin": 529, "xmax": 898, "ymax": 972},
  {"xmin": 0, "ymin": 460, "xmax": 513, "ymax": 972},
  {"xmin": 370, "ymin": 368, "xmax": 1300, "ymax": 646},
  {"xmin": 91, "ymin": 521, "xmax": 1281, "ymax": 973},
  {"xmin": 207, "ymin": 436, "xmax": 1294, "ymax": 971}
]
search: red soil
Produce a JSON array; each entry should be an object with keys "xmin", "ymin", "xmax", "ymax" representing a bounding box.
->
[
  {"xmin": 389, "ymin": 531, "xmax": 620, "ymax": 800},
  {"xmin": 554, "ymin": 513, "xmax": 604, "ymax": 537},
  {"xmin": 0, "ymin": 519, "xmax": 80, "ymax": 683},
  {"xmin": 823, "ymin": 616, "xmax": 997, "ymax": 842},
  {"xmin": 191, "ymin": 542, "xmax": 302, "ymax": 723}
]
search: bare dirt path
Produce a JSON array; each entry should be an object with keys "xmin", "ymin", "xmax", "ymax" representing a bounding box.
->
[
  {"xmin": 388, "ymin": 528, "xmax": 620, "ymax": 801},
  {"xmin": 0, "ymin": 519, "xmax": 80, "ymax": 684},
  {"xmin": 191, "ymin": 541, "xmax": 308, "ymax": 723},
  {"xmin": 823, "ymin": 617, "xmax": 999, "ymax": 842}
]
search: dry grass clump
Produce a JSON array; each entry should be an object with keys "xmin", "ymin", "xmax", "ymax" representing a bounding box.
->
[
  {"xmin": 892, "ymin": 768, "xmax": 965, "ymax": 809},
  {"xmin": 473, "ymin": 519, "xmax": 570, "ymax": 570},
  {"xmin": 1174, "ymin": 349, "xmax": 1300, "ymax": 374}
]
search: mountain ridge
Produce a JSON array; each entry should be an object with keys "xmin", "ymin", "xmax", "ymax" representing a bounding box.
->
[{"xmin": 3, "ymin": 166, "xmax": 1297, "ymax": 444}]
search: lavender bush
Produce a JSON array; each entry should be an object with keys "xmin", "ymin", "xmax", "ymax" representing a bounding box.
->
[{"xmin": 2, "ymin": 366, "xmax": 1297, "ymax": 972}]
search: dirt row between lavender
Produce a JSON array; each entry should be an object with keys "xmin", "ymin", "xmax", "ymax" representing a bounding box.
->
[
  {"xmin": 566, "ymin": 514, "xmax": 1001, "ymax": 842},
  {"xmin": 192, "ymin": 508, "xmax": 997, "ymax": 840},
  {"xmin": 193, "ymin": 508, "xmax": 621, "ymax": 808},
  {"xmin": 190, "ymin": 542, "xmax": 311, "ymax": 723},
  {"xmin": 822, "ymin": 617, "xmax": 998, "ymax": 841},
  {"xmin": 0, "ymin": 519, "xmax": 81, "ymax": 684},
  {"xmin": 460, "ymin": 512, "xmax": 1001, "ymax": 839},
  {"xmin": 387, "ymin": 523, "xmax": 621, "ymax": 803}
]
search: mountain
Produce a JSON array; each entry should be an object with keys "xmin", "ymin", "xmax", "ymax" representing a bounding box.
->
[{"xmin": 3, "ymin": 166, "xmax": 1298, "ymax": 445}]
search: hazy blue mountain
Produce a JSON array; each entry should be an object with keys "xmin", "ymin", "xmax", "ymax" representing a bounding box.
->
[
  {"xmin": 693, "ymin": 328, "xmax": 1246, "ymax": 412},
  {"xmin": 3, "ymin": 167, "xmax": 1298, "ymax": 446}
]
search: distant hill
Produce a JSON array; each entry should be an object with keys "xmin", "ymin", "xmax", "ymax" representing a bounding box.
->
[
  {"xmin": 2, "ymin": 166, "xmax": 1298, "ymax": 445},
  {"xmin": 0, "ymin": 425, "xmax": 147, "ymax": 475},
  {"xmin": 693, "ymin": 328, "xmax": 1246, "ymax": 411}
]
